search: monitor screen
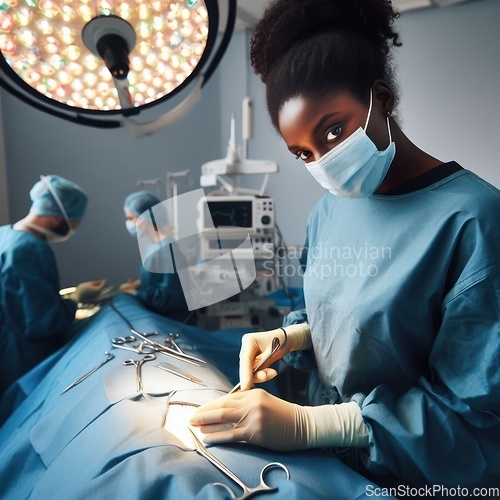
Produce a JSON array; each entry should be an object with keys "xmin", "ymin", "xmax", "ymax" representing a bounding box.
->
[{"xmin": 207, "ymin": 200, "xmax": 253, "ymax": 228}]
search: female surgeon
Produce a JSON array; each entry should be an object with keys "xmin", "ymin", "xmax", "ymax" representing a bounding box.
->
[
  {"xmin": 0, "ymin": 175, "xmax": 90, "ymax": 394},
  {"xmin": 190, "ymin": 0, "xmax": 500, "ymax": 489},
  {"xmin": 122, "ymin": 190, "xmax": 190, "ymax": 322}
]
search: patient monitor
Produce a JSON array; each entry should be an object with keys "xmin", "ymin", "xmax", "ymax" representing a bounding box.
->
[{"xmin": 197, "ymin": 195, "xmax": 275, "ymax": 261}]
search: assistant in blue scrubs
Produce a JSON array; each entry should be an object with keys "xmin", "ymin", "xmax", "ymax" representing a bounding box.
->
[
  {"xmin": 122, "ymin": 191, "xmax": 190, "ymax": 322},
  {"xmin": 0, "ymin": 175, "xmax": 88, "ymax": 394},
  {"xmin": 188, "ymin": 0, "xmax": 500, "ymax": 490}
]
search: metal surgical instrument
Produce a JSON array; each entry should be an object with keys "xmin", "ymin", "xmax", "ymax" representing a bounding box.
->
[
  {"xmin": 108, "ymin": 300, "xmax": 204, "ymax": 366},
  {"xmin": 165, "ymin": 333, "xmax": 182, "ymax": 353},
  {"xmin": 187, "ymin": 427, "xmax": 290, "ymax": 499},
  {"xmin": 61, "ymin": 352, "xmax": 115, "ymax": 394},
  {"xmin": 133, "ymin": 330, "xmax": 206, "ymax": 367},
  {"xmin": 130, "ymin": 328, "xmax": 159, "ymax": 339},
  {"xmin": 111, "ymin": 335, "xmax": 156, "ymax": 354},
  {"xmin": 228, "ymin": 328, "xmax": 288, "ymax": 395},
  {"xmin": 111, "ymin": 335, "xmax": 136, "ymax": 344},
  {"xmin": 153, "ymin": 363, "xmax": 207, "ymax": 386},
  {"xmin": 123, "ymin": 353, "xmax": 156, "ymax": 392}
]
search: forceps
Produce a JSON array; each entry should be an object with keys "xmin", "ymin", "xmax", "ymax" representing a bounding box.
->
[
  {"xmin": 61, "ymin": 352, "xmax": 115, "ymax": 394},
  {"xmin": 154, "ymin": 363, "xmax": 207, "ymax": 386},
  {"xmin": 228, "ymin": 328, "xmax": 288, "ymax": 395},
  {"xmin": 187, "ymin": 427, "xmax": 290, "ymax": 499},
  {"xmin": 123, "ymin": 354, "xmax": 156, "ymax": 392},
  {"xmin": 164, "ymin": 333, "xmax": 182, "ymax": 353},
  {"xmin": 133, "ymin": 330, "xmax": 206, "ymax": 367},
  {"xmin": 107, "ymin": 302, "xmax": 203, "ymax": 365},
  {"xmin": 111, "ymin": 335, "xmax": 156, "ymax": 354}
]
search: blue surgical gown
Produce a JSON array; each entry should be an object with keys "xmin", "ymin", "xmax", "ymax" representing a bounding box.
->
[
  {"xmin": 137, "ymin": 236, "xmax": 190, "ymax": 322},
  {"xmin": 0, "ymin": 225, "xmax": 77, "ymax": 394},
  {"xmin": 287, "ymin": 170, "xmax": 500, "ymax": 487}
]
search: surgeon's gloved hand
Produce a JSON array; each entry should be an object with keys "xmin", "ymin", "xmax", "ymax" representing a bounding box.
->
[
  {"xmin": 239, "ymin": 324, "xmax": 312, "ymax": 391},
  {"xmin": 189, "ymin": 390, "xmax": 369, "ymax": 451},
  {"xmin": 119, "ymin": 279, "xmax": 141, "ymax": 295},
  {"xmin": 74, "ymin": 279, "xmax": 107, "ymax": 302}
]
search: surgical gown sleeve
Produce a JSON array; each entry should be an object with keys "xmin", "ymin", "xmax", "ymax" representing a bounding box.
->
[
  {"xmin": 138, "ymin": 266, "xmax": 188, "ymax": 319},
  {"xmin": 361, "ymin": 266, "xmax": 500, "ymax": 486},
  {"xmin": 360, "ymin": 219, "xmax": 500, "ymax": 487},
  {"xmin": 3, "ymin": 236, "xmax": 77, "ymax": 339},
  {"xmin": 137, "ymin": 238, "xmax": 189, "ymax": 320}
]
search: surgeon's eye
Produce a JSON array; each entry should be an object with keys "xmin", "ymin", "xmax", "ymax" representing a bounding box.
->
[
  {"xmin": 326, "ymin": 125, "xmax": 342, "ymax": 142},
  {"xmin": 295, "ymin": 150, "xmax": 312, "ymax": 161}
]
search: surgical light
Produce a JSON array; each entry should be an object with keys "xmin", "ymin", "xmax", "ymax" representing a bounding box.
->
[{"xmin": 0, "ymin": 0, "xmax": 236, "ymax": 132}]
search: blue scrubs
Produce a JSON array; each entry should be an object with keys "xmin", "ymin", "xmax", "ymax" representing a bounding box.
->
[
  {"xmin": 0, "ymin": 225, "xmax": 77, "ymax": 394},
  {"xmin": 137, "ymin": 237, "xmax": 190, "ymax": 322},
  {"xmin": 289, "ymin": 170, "xmax": 500, "ymax": 487}
]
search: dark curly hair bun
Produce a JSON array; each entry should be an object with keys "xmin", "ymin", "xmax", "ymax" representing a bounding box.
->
[{"xmin": 250, "ymin": 0, "xmax": 402, "ymax": 129}]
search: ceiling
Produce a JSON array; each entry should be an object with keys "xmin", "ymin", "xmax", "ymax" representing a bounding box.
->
[{"xmin": 234, "ymin": 0, "xmax": 474, "ymax": 31}]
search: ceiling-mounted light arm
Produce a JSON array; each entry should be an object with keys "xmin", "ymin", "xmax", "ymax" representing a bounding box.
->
[
  {"xmin": 124, "ymin": 0, "xmax": 237, "ymax": 137},
  {"xmin": 113, "ymin": 77, "xmax": 134, "ymax": 110},
  {"xmin": 96, "ymin": 34, "xmax": 130, "ymax": 80},
  {"xmin": 83, "ymin": 15, "xmax": 137, "ymax": 112},
  {"xmin": 82, "ymin": 16, "xmax": 137, "ymax": 79}
]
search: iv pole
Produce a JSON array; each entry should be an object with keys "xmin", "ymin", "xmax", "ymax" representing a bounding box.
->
[{"xmin": 166, "ymin": 169, "xmax": 193, "ymax": 238}]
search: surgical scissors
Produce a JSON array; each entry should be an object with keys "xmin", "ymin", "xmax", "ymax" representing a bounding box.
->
[
  {"xmin": 123, "ymin": 354, "xmax": 156, "ymax": 392},
  {"xmin": 228, "ymin": 328, "xmax": 288, "ymax": 395},
  {"xmin": 107, "ymin": 301, "xmax": 204, "ymax": 365},
  {"xmin": 111, "ymin": 335, "xmax": 156, "ymax": 354},
  {"xmin": 133, "ymin": 330, "xmax": 206, "ymax": 367},
  {"xmin": 187, "ymin": 427, "xmax": 290, "ymax": 499},
  {"xmin": 112, "ymin": 335, "xmax": 136, "ymax": 344},
  {"xmin": 61, "ymin": 352, "xmax": 115, "ymax": 394}
]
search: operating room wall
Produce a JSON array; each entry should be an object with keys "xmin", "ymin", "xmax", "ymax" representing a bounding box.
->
[
  {"xmin": 0, "ymin": 74, "xmax": 222, "ymax": 287},
  {"xmin": 217, "ymin": 0, "xmax": 500, "ymax": 280},
  {"xmin": 393, "ymin": 0, "xmax": 500, "ymax": 187}
]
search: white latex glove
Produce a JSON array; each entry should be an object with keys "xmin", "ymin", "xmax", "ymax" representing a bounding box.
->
[
  {"xmin": 189, "ymin": 389, "xmax": 369, "ymax": 451},
  {"xmin": 74, "ymin": 279, "xmax": 107, "ymax": 302},
  {"xmin": 239, "ymin": 323, "xmax": 311, "ymax": 391},
  {"xmin": 119, "ymin": 279, "xmax": 141, "ymax": 294}
]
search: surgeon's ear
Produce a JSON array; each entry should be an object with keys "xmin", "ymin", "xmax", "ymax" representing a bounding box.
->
[{"xmin": 372, "ymin": 80, "xmax": 394, "ymax": 116}]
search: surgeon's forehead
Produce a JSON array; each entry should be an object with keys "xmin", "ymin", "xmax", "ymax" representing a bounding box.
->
[
  {"xmin": 278, "ymin": 96, "xmax": 309, "ymax": 128},
  {"xmin": 278, "ymin": 92, "xmax": 365, "ymax": 135},
  {"xmin": 124, "ymin": 209, "xmax": 137, "ymax": 218}
]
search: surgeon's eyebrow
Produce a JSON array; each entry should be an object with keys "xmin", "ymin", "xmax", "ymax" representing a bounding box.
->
[
  {"xmin": 312, "ymin": 112, "xmax": 341, "ymax": 136},
  {"xmin": 287, "ymin": 112, "xmax": 342, "ymax": 151}
]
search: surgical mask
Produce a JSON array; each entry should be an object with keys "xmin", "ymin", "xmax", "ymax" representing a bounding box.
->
[
  {"xmin": 26, "ymin": 176, "xmax": 76, "ymax": 242},
  {"xmin": 305, "ymin": 90, "xmax": 395, "ymax": 199},
  {"xmin": 126, "ymin": 220, "xmax": 138, "ymax": 237},
  {"xmin": 25, "ymin": 222, "xmax": 76, "ymax": 243}
]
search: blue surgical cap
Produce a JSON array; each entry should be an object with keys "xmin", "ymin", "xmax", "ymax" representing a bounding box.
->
[
  {"xmin": 123, "ymin": 191, "xmax": 161, "ymax": 216},
  {"xmin": 30, "ymin": 175, "xmax": 88, "ymax": 221}
]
